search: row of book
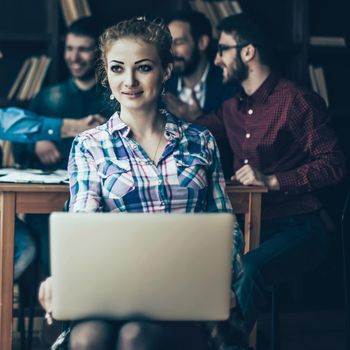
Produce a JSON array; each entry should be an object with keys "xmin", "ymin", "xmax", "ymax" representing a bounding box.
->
[
  {"xmin": 60, "ymin": 0, "xmax": 91, "ymax": 26},
  {"xmin": 190, "ymin": 1, "xmax": 242, "ymax": 37},
  {"xmin": 308, "ymin": 65, "xmax": 329, "ymax": 107},
  {"xmin": 7, "ymin": 56, "xmax": 51, "ymax": 101}
]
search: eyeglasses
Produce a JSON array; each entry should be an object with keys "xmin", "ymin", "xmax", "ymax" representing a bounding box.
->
[{"xmin": 217, "ymin": 43, "xmax": 249, "ymax": 57}]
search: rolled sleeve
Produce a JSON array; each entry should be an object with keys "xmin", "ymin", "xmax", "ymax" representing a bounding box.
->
[{"xmin": 0, "ymin": 108, "xmax": 62, "ymax": 142}]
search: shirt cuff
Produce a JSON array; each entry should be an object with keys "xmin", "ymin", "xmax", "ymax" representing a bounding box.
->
[
  {"xmin": 275, "ymin": 170, "xmax": 311, "ymax": 195},
  {"xmin": 40, "ymin": 117, "xmax": 62, "ymax": 141}
]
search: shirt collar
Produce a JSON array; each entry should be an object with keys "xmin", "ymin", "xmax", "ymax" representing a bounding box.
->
[
  {"xmin": 67, "ymin": 78, "xmax": 98, "ymax": 95},
  {"xmin": 107, "ymin": 109, "xmax": 183, "ymax": 141},
  {"xmin": 177, "ymin": 63, "xmax": 210, "ymax": 93},
  {"xmin": 238, "ymin": 72, "xmax": 279, "ymax": 105}
]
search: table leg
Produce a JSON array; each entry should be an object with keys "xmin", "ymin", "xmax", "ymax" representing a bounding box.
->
[
  {"xmin": 249, "ymin": 193, "xmax": 262, "ymax": 250},
  {"xmin": 247, "ymin": 193, "xmax": 262, "ymax": 349},
  {"xmin": 0, "ymin": 192, "xmax": 15, "ymax": 350}
]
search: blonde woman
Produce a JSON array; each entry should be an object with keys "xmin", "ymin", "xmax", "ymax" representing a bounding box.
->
[{"xmin": 39, "ymin": 17, "xmax": 243, "ymax": 350}]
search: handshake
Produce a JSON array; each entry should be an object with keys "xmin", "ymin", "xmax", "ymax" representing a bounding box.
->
[{"xmin": 61, "ymin": 114, "xmax": 107, "ymax": 138}]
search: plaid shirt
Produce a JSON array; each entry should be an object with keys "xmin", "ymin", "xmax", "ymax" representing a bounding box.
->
[
  {"xmin": 199, "ymin": 73, "xmax": 345, "ymax": 219},
  {"xmin": 68, "ymin": 110, "xmax": 243, "ymax": 349},
  {"xmin": 68, "ymin": 110, "xmax": 235, "ymax": 214}
]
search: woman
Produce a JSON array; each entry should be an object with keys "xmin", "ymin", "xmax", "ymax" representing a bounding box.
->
[{"xmin": 39, "ymin": 17, "xmax": 243, "ymax": 350}]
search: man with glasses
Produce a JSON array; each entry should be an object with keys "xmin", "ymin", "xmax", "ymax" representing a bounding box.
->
[{"xmin": 192, "ymin": 14, "xmax": 345, "ymax": 349}]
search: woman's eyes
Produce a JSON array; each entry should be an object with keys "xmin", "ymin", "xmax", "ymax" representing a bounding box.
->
[
  {"xmin": 110, "ymin": 64, "xmax": 153, "ymax": 74},
  {"xmin": 110, "ymin": 65, "xmax": 123, "ymax": 73},
  {"xmin": 137, "ymin": 64, "xmax": 153, "ymax": 72}
]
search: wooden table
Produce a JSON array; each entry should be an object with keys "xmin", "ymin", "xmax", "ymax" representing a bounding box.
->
[
  {"xmin": 226, "ymin": 185, "xmax": 268, "ymax": 348},
  {"xmin": 0, "ymin": 183, "xmax": 266, "ymax": 349},
  {"xmin": 226, "ymin": 185, "xmax": 268, "ymax": 254},
  {"xmin": 0, "ymin": 183, "xmax": 69, "ymax": 350}
]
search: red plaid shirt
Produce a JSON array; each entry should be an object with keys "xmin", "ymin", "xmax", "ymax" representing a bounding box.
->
[{"xmin": 199, "ymin": 73, "xmax": 345, "ymax": 219}]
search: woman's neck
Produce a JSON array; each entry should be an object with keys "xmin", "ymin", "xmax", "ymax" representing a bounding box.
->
[{"xmin": 120, "ymin": 106, "xmax": 162, "ymax": 139}]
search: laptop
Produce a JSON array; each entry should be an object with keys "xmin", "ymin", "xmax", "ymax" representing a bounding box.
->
[{"xmin": 50, "ymin": 212, "xmax": 234, "ymax": 321}]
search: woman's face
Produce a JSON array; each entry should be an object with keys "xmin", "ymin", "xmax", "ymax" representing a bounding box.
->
[{"xmin": 106, "ymin": 37, "xmax": 171, "ymax": 112}]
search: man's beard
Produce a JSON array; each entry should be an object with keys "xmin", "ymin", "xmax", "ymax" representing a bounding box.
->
[
  {"xmin": 76, "ymin": 68, "xmax": 95, "ymax": 82},
  {"xmin": 173, "ymin": 47, "xmax": 201, "ymax": 77},
  {"xmin": 227, "ymin": 54, "xmax": 249, "ymax": 85}
]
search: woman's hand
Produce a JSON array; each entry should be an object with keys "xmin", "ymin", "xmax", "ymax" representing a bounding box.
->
[{"xmin": 38, "ymin": 276, "xmax": 53, "ymax": 325}]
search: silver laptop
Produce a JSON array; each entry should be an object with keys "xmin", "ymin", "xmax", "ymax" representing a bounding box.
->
[{"xmin": 50, "ymin": 212, "xmax": 234, "ymax": 321}]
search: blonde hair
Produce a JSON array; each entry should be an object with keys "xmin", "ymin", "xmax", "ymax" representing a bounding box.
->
[{"xmin": 97, "ymin": 17, "xmax": 173, "ymax": 89}]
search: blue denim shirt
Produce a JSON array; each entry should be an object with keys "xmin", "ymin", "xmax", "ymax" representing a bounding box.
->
[{"xmin": 0, "ymin": 107, "xmax": 61, "ymax": 142}]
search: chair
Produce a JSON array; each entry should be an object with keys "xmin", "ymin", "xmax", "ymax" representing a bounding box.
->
[{"xmin": 341, "ymin": 189, "xmax": 350, "ymax": 350}]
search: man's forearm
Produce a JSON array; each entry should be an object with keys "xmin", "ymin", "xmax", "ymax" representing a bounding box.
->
[{"xmin": 61, "ymin": 118, "xmax": 78, "ymax": 138}]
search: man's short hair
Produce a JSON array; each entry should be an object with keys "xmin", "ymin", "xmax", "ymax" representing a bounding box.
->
[
  {"xmin": 166, "ymin": 10, "xmax": 212, "ymax": 43},
  {"xmin": 218, "ymin": 13, "xmax": 274, "ymax": 66},
  {"xmin": 66, "ymin": 16, "xmax": 101, "ymax": 42}
]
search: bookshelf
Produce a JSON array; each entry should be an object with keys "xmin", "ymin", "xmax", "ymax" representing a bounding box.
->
[
  {"xmin": 0, "ymin": 0, "xmax": 347, "ymax": 118},
  {"xmin": 0, "ymin": 0, "xmax": 188, "ymax": 101},
  {"xmin": 308, "ymin": 0, "xmax": 350, "ymax": 120}
]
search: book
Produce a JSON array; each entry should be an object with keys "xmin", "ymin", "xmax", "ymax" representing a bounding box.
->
[
  {"xmin": 60, "ymin": 0, "xmax": 91, "ymax": 26},
  {"xmin": 314, "ymin": 66, "xmax": 329, "ymax": 107},
  {"xmin": 308, "ymin": 64, "xmax": 318, "ymax": 93},
  {"xmin": 17, "ymin": 57, "xmax": 39, "ymax": 101},
  {"xmin": 7, "ymin": 55, "xmax": 51, "ymax": 101},
  {"xmin": 189, "ymin": 1, "xmax": 243, "ymax": 37},
  {"xmin": 27, "ymin": 56, "xmax": 51, "ymax": 99},
  {"xmin": 309, "ymin": 64, "xmax": 329, "ymax": 107},
  {"xmin": 229, "ymin": 1, "xmax": 243, "ymax": 14},
  {"xmin": 7, "ymin": 58, "xmax": 31, "ymax": 100}
]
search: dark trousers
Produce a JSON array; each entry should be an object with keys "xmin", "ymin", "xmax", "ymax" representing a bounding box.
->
[{"xmin": 233, "ymin": 211, "xmax": 329, "ymax": 332}]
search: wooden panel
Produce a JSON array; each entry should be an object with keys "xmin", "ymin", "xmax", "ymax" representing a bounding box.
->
[
  {"xmin": 227, "ymin": 192, "xmax": 249, "ymax": 213},
  {"xmin": 250, "ymin": 193, "xmax": 262, "ymax": 251},
  {"xmin": 0, "ymin": 192, "xmax": 15, "ymax": 350},
  {"xmin": 16, "ymin": 192, "xmax": 69, "ymax": 213}
]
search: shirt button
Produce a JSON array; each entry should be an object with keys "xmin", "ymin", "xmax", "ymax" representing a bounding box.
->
[
  {"xmin": 248, "ymin": 109, "xmax": 253, "ymax": 115},
  {"xmin": 244, "ymin": 159, "xmax": 249, "ymax": 164},
  {"xmin": 48, "ymin": 129, "xmax": 54, "ymax": 135},
  {"xmin": 246, "ymin": 133, "xmax": 251, "ymax": 139},
  {"xmin": 285, "ymin": 191, "xmax": 289, "ymax": 195}
]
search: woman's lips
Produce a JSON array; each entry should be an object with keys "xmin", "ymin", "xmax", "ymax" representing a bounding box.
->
[{"xmin": 122, "ymin": 91, "xmax": 143, "ymax": 98}]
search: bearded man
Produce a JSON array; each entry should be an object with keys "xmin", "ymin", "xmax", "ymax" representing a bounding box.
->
[
  {"xmin": 164, "ymin": 10, "xmax": 238, "ymax": 116},
  {"xmin": 192, "ymin": 14, "xmax": 345, "ymax": 349}
]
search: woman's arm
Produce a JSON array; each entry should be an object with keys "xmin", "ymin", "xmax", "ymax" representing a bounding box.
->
[{"xmin": 68, "ymin": 135, "xmax": 103, "ymax": 212}]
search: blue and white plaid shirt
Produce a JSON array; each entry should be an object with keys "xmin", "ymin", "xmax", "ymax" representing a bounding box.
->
[
  {"xmin": 69, "ymin": 110, "xmax": 232, "ymax": 214},
  {"xmin": 68, "ymin": 110, "xmax": 244, "ymax": 348}
]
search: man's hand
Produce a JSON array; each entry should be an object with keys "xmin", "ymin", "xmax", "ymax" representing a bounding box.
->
[
  {"xmin": 61, "ymin": 114, "xmax": 107, "ymax": 138},
  {"xmin": 162, "ymin": 92, "xmax": 202, "ymax": 123},
  {"xmin": 232, "ymin": 164, "xmax": 280, "ymax": 190},
  {"xmin": 35, "ymin": 141, "xmax": 61, "ymax": 165}
]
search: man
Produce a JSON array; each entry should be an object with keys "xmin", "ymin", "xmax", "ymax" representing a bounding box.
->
[
  {"xmin": 192, "ymin": 14, "xmax": 345, "ymax": 349},
  {"xmin": 163, "ymin": 10, "xmax": 238, "ymax": 177},
  {"xmin": 12, "ymin": 17, "xmax": 112, "ymax": 276},
  {"xmin": 0, "ymin": 107, "xmax": 105, "ymax": 142},
  {"xmin": 164, "ymin": 10, "xmax": 236, "ymax": 115},
  {"xmin": 14, "ymin": 16, "xmax": 112, "ymax": 169},
  {"xmin": 0, "ymin": 107, "xmax": 105, "ymax": 280}
]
